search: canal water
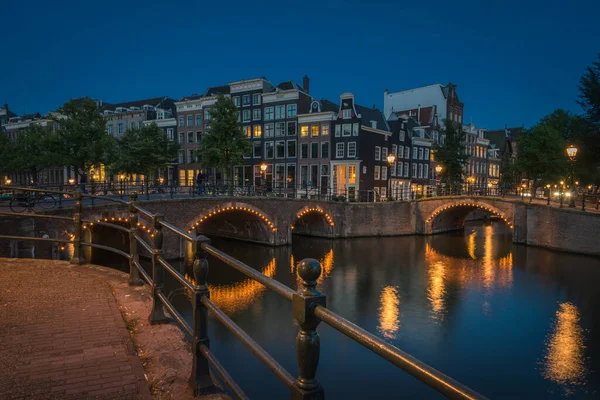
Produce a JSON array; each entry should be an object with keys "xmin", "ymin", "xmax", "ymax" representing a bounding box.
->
[{"xmin": 149, "ymin": 221, "xmax": 600, "ymax": 399}]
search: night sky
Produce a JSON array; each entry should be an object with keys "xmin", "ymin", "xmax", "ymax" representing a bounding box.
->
[{"xmin": 2, "ymin": 0, "xmax": 599, "ymax": 129}]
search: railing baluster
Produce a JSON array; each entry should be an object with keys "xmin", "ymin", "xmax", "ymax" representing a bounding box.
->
[
  {"xmin": 70, "ymin": 190, "xmax": 84, "ymax": 265},
  {"xmin": 128, "ymin": 193, "xmax": 143, "ymax": 286},
  {"xmin": 190, "ymin": 236, "xmax": 216, "ymax": 395},
  {"xmin": 149, "ymin": 213, "xmax": 168, "ymax": 324},
  {"xmin": 291, "ymin": 258, "xmax": 325, "ymax": 400}
]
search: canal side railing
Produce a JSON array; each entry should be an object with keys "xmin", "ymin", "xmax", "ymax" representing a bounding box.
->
[{"xmin": 0, "ymin": 185, "xmax": 487, "ymax": 400}]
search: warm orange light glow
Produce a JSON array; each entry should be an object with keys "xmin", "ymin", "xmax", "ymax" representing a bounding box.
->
[{"xmin": 377, "ymin": 286, "xmax": 400, "ymax": 339}]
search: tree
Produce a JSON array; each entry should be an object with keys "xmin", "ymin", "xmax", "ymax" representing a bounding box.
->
[
  {"xmin": 434, "ymin": 120, "xmax": 469, "ymax": 192},
  {"xmin": 515, "ymin": 116, "xmax": 568, "ymax": 194},
  {"xmin": 109, "ymin": 124, "xmax": 179, "ymax": 194},
  {"xmin": 578, "ymin": 53, "xmax": 600, "ymax": 131},
  {"xmin": 52, "ymin": 98, "xmax": 114, "ymax": 181},
  {"xmin": 195, "ymin": 94, "xmax": 251, "ymax": 190},
  {"xmin": 0, "ymin": 132, "xmax": 12, "ymax": 183},
  {"xmin": 499, "ymin": 152, "xmax": 518, "ymax": 192},
  {"xmin": 4, "ymin": 124, "xmax": 59, "ymax": 184}
]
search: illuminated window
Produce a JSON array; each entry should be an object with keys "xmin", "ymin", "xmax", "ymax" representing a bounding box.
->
[
  {"xmin": 311, "ymin": 125, "xmax": 319, "ymax": 137},
  {"xmin": 321, "ymin": 125, "xmax": 329, "ymax": 136},
  {"xmin": 244, "ymin": 126, "xmax": 251, "ymax": 137},
  {"xmin": 253, "ymin": 125, "xmax": 262, "ymax": 138},
  {"xmin": 374, "ymin": 166, "xmax": 380, "ymax": 180},
  {"xmin": 301, "ymin": 125, "xmax": 309, "ymax": 137},
  {"xmin": 349, "ymin": 165, "xmax": 356, "ymax": 184},
  {"xmin": 382, "ymin": 166, "xmax": 388, "ymax": 180},
  {"xmin": 179, "ymin": 169, "xmax": 186, "ymax": 185}
]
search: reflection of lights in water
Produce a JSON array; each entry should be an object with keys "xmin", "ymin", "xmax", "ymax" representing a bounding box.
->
[
  {"xmin": 294, "ymin": 249, "xmax": 334, "ymax": 285},
  {"xmin": 428, "ymin": 261, "xmax": 446, "ymax": 319},
  {"xmin": 498, "ymin": 253, "xmax": 513, "ymax": 288},
  {"xmin": 377, "ymin": 286, "xmax": 400, "ymax": 339},
  {"xmin": 483, "ymin": 226, "xmax": 495, "ymax": 290},
  {"xmin": 290, "ymin": 254, "xmax": 295, "ymax": 273},
  {"xmin": 467, "ymin": 231, "xmax": 477, "ymax": 260},
  {"xmin": 185, "ymin": 258, "xmax": 276, "ymax": 316},
  {"xmin": 543, "ymin": 302, "xmax": 587, "ymax": 391}
]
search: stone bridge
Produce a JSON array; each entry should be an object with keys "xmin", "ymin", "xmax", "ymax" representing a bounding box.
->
[{"xmin": 2, "ymin": 195, "xmax": 600, "ymax": 258}]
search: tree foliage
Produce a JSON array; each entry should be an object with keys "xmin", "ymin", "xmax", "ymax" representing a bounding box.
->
[
  {"xmin": 195, "ymin": 94, "xmax": 251, "ymax": 183},
  {"xmin": 499, "ymin": 152, "xmax": 518, "ymax": 191},
  {"xmin": 434, "ymin": 120, "xmax": 469, "ymax": 189},
  {"xmin": 3, "ymin": 124, "xmax": 59, "ymax": 183},
  {"xmin": 578, "ymin": 53, "xmax": 600, "ymax": 131},
  {"xmin": 52, "ymin": 98, "xmax": 114, "ymax": 177},
  {"xmin": 108, "ymin": 123, "xmax": 179, "ymax": 178}
]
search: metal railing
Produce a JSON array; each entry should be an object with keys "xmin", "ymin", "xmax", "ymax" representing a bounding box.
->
[{"xmin": 0, "ymin": 185, "xmax": 487, "ymax": 399}]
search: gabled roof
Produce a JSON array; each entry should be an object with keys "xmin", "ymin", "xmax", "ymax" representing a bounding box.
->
[
  {"xmin": 272, "ymin": 81, "xmax": 302, "ymax": 92},
  {"xmin": 486, "ymin": 127, "xmax": 525, "ymax": 156},
  {"xmin": 356, "ymin": 104, "xmax": 389, "ymax": 131},
  {"xmin": 102, "ymin": 97, "xmax": 174, "ymax": 112},
  {"xmin": 19, "ymin": 113, "xmax": 42, "ymax": 121},
  {"xmin": 180, "ymin": 94, "xmax": 203, "ymax": 101},
  {"xmin": 320, "ymin": 99, "xmax": 338, "ymax": 113},
  {"xmin": 204, "ymin": 85, "xmax": 230, "ymax": 97}
]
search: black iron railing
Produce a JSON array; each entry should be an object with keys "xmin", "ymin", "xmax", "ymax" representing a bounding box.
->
[{"xmin": 0, "ymin": 185, "xmax": 490, "ymax": 399}]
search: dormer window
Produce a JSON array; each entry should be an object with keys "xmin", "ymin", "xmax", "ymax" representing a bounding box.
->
[
  {"xmin": 370, "ymin": 121, "xmax": 377, "ymax": 129},
  {"xmin": 343, "ymin": 109, "xmax": 352, "ymax": 119}
]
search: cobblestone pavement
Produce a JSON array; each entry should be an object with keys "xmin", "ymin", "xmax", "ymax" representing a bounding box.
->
[{"xmin": 0, "ymin": 258, "xmax": 151, "ymax": 400}]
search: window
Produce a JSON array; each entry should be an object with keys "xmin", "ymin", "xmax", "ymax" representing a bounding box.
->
[
  {"xmin": 424, "ymin": 164, "xmax": 429, "ymax": 179},
  {"xmin": 276, "ymin": 140, "xmax": 285, "ymax": 158},
  {"xmin": 343, "ymin": 109, "xmax": 351, "ymax": 119},
  {"xmin": 342, "ymin": 124, "xmax": 351, "ymax": 136},
  {"xmin": 412, "ymin": 147, "xmax": 418, "ymax": 159},
  {"xmin": 188, "ymin": 150, "xmax": 194, "ymax": 163},
  {"xmin": 287, "ymin": 164, "xmax": 296, "ymax": 186},
  {"xmin": 375, "ymin": 146, "xmax": 381, "ymax": 161},
  {"xmin": 321, "ymin": 142, "xmax": 329, "ymax": 158},
  {"xmin": 237, "ymin": 111, "xmax": 241, "ymax": 122},
  {"xmin": 275, "ymin": 164, "xmax": 285, "ymax": 187},
  {"xmin": 108, "ymin": 124, "xmax": 114, "ymax": 134},
  {"xmin": 265, "ymin": 107, "xmax": 274, "ymax": 120},
  {"xmin": 252, "ymin": 94, "xmax": 261, "ymax": 105},
  {"xmin": 381, "ymin": 187, "xmax": 387, "ymax": 198},
  {"xmin": 336, "ymin": 143, "xmax": 344, "ymax": 158},
  {"xmin": 275, "ymin": 122, "xmax": 285, "ymax": 137},
  {"xmin": 311, "ymin": 143, "xmax": 319, "ymax": 158},
  {"xmin": 352, "ymin": 123, "xmax": 359, "ymax": 136},
  {"xmin": 275, "ymin": 105, "xmax": 285, "ymax": 119},
  {"xmin": 138, "ymin": 121, "xmax": 143, "ymax": 129},
  {"xmin": 253, "ymin": 109, "xmax": 261, "ymax": 121},
  {"xmin": 204, "ymin": 109, "xmax": 210, "ymax": 120},
  {"xmin": 301, "ymin": 125, "xmax": 309, "ymax": 137},
  {"xmin": 265, "ymin": 142, "xmax": 274, "ymax": 159},
  {"xmin": 243, "ymin": 110, "xmax": 251, "ymax": 122},
  {"xmin": 240, "ymin": 126, "xmax": 249, "ymax": 137},
  {"xmin": 404, "ymin": 162, "xmax": 409, "ymax": 177},
  {"xmin": 321, "ymin": 165, "xmax": 330, "ymax": 176},
  {"xmin": 178, "ymin": 150, "xmax": 184, "ymax": 164},
  {"xmin": 287, "ymin": 104, "xmax": 297, "ymax": 118},
  {"xmin": 321, "ymin": 125, "xmax": 329, "ymax": 136},
  {"xmin": 311, "ymin": 125, "xmax": 319, "ymax": 137},
  {"xmin": 243, "ymin": 95, "xmax": 251, "ymax": 106},
  {"xmin": 301, "ymin": 143, "xmax": 308, "ymax": 159},
  {"xmin": 187, "ymin": 115, "xmax": 193, "ymax": 127},
  {"xmin": 287, "ymin": 140, "xmax": 296, "ymax": 158},
  {"xmin": 179, "ymin": 133, "xmax": 185, "ymax": 144},
  {"xmin": 253, "ymin": 125, "xmax": 262, "ymax": 138},
  {"xmin": 374, "ymin": 166, "xmax": 380, "ymax": 180},
  {"xmin": 419, "ymin": 148, "xmax": 424, "ymax": 160},
  {"xmin": 335, "ymin": 125, "xmax": 341, "ymax": 137},
  {"xmin": 118, "ymin": 123, "xmax": 124, "ymax": 135},
  {"xmin": 233, "ymin": 97, "xmax": 241, "ymax": 107},
  {"xmin": 287, "ymin": 121, "xmax": 297, "ymax": 136},
  {"xmin": 196, "ymin": 132, "xmax": 201, "ymax": 142},
  {"xmin": 195, "ymin": 114, "xmax": 201, "ymax": 126},
  {"xmin": 348, "ymin": 142, "xmax": 357, "ymax": 158},
  {"xmin": 188, "ymin": 132, "xmax": 194, "ymax": 143},
  {"xmin": 252, "ymin": 142, "xmax": 262, "ymax": 158},
  {"xmin": 265, "ymin": 123, "xmax": 274, "ymax": 138},
  {"xmin": 418, "ymin": 164, "xmax": 423, "ymax": 178},
  {"xmin": 167, "ymin": 128, "xmax": 174, "ymax": 141},
  {"xmin": 301, "ymin": 165, "xmax": 308, "ymax": 187},
  {"xmin": 349, "ymin": 165, "xmax": 356, "ymax": 184},
  {"xmin": 178, "ymin": 116, "xmax": 184, "ymax": 127},
  {"xmin": 424, "ymin": 148, "xmax": 430, "ymax": 160},
  {"xmin": 383, "ymin": 147, "xmax": 388, "ymax": 159},
  {"xmin": 398, "ymin": 162, "xmax": 403, "ymax": 177},
  {"xmin": 131, "ymin": 122, "xmax": 136, "ymax": 129},
  {"xmin": 382, "ymin": 166, "xmax": 388, "ymax": 181},
  {"xmin": 412, "ymin": 164, "xmax": 417, "ymax": 178},
  {"xmin": 392, "ymin": 145, "xmax": 397, "ymax": 157}
]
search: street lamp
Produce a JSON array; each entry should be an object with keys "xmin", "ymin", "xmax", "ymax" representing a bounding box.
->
[
  {"xmin": 566, "ymin": 144, "xmax": 578, "ymax": 207},
  {"xmin": 260, "ymin": 162, "xmax": 268, "ymax": 194},
  {"xmin": 68, "ymin": 178, "xmax": 75, "ymax": 185},
  {"xmin": 5, "ymin": 179, "xmax": 11, "ymax": 185},
  {"xmin": 386, "ymin": 153, "xmax": 396, "ymax": 200},
  {"xmin": 435, "ymin": 165, "xmax": 443, "ymax": 196}
]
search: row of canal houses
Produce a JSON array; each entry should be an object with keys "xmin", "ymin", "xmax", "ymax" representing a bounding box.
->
[{"xmin": 1, "ymin": 76, "xmax": 505, "ymax": 200}]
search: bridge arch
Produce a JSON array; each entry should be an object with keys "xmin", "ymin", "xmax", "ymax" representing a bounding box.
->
[
  {"xmin": 291, "ymin": 206, "xmax": 335, "ymax": 238},
  {"xmin": 424, "ymin": 200, "xmax": 513, "ymax": 234},
  {"xmin": 185, "ymin": 202, "xmax": 278, "ymax": 245}
]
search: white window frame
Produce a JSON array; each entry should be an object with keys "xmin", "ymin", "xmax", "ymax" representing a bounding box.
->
[
  {"xmin": 253, "ymin": 141, "xmax": 262, "ymax": 158},
  {"xmin": 287, "ymin": 104, "xmax": 297, "ymax": 118},
  {"xmin": 275, "ymin": 105, "xmax": 285, "ymax": 119},
  {"xmin": 243, "ymin": 110, "xmax": 251, "ymax": 122},
  {"xmin": 287, "ymin": 140, "xmax": 296, "ymax": 158},
  {"xmin": 252, "ymin": 94, "xmax": 261, "ymax": 105},
  {"xmin": 253, "ymin": 125, "xmax": 262, "ymax": 138},
  {"xmin": 287, "ymin": 121, "xmax": 297, "ymax": 136},
  {"xmin": 342, "ymin": 124, "xmax": 352, "ymax": 137},
  {"xmin": 265, "ymin": 123, "xmax": 274, "ymax": 138},
  {"xmin": 275, "ymin": 140, "xmax": 286, "ymax": 159},
  {"xmin": 348, "ymin": 142, "xmax": 357, "ymax": 158},
  {"xmin": 352, "ymin": 123, "xmax": 359, "ymax": 136},
  {"xmin": 398, "ymin": 162, "xmax": 403, "ymax": 177},
  {"xmin": 265, "ymin": 107, "xmax": 274, "ymax": 121},
  {"xmin": 265, "ymin": 141, "xmax": 274, "ymax": 159},
  {"xmin": 424, "ymin": 164, "xmax": 429, "ymax": 179},
  {"xmin": 336, "ymin": 143, "xmax": 344, "ymax": 158},
  {"xmin": 242, "ymin": 95, "xmax": 251, "ymax": 106},
  {"xmin": 321, "ymin": 125, "xmax": 329, "ymax": 136},
  {"xmin": 425, "ymin": 148, "xmax": 430, "ymax": 160},
  {"xmin": 253, "ymin": 109, "xmax": 261, "ymax": 121},
  {"xmin": 412, "ymin": 147, "xmax": 418, "ymax": 159},
  {"xmin": 375, "ymin": 146, "xmax": 381, "ymax": 161},
  {"xmin": 412, "ymin": 164, "xmax": 417, "ymax": 178},
  {"xmin": 321, "ymin": 142, "xmax": 329, "ymax": 159},
  {"xmin": 343, "ymin": 109, "xmax": 351, "ymax": 119},
  {"xmin": 335, "ymin": 125, "xmax": 341, "ymax": 137},
  {"xmin": 419, "ymin": 148, "xmax": 424, "ymax": 160},
  {"xmin": 404, "ymin": 162, "xmax": 409, "ymax": 177},
  {"xmin": 374, "ymin": 166, "xmax": 380, "ymax": 180},
  {"xmin": 233, "ymin": 96, "xmax": 241, "ymax": 107},
  {"xmin": 418, "ymin": 163, "xmax": 423, "ymax": 178},
  {"xmin": 382, "ymin": 166, "xmax": 388, "ymax": 181}
]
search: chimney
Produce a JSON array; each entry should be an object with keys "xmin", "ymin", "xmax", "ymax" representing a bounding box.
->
[{"xmin": 303, "ymin": 75, "xmax": 309, "ymax": 94}]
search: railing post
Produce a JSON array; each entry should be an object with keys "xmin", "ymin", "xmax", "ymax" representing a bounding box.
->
[
  {"xmin": 70, "ymin": 191, "xmax": 85, "ymax": 265},
  {"xmin": 58, "ymin": 183, "xmax": 63, "ymax": 209},
  {"xmin": 128, "ymin": 193, "xmax": 143, "ymax": 286},
  {"xmin": 190, "ymin": 235, "xmax": 216, "ymax": 395},
  {"xmin": 291, "ymin": 259, "xmax": 326, "ymax": 400},
  {"xmin": 148, "ymin": 213, "xmax": 168, "ymax": 324}
]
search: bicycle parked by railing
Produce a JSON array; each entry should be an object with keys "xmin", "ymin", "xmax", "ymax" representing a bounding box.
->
[{"xmin": 9, "ymin": 190, "xmax": 57, "ymax": 212}]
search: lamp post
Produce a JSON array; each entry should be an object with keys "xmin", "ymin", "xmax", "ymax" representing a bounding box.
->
[
  {"xmin": 5, "ymin": 179, "xmax": 11, "ymax": 185},
  {"xmin": 386, "ymin": 153, "xmax": 396, "ymax": 200},
  {"xmin": 435, "ymin": 165, "xmax": 442, "ymax": 196},
  {"xmin": 260, "ymin": 162, "xmax": 268, "ymax": 195},
  {"xmin": 566, "ymin": 144, "xmax": 578, "ymax": 208}
]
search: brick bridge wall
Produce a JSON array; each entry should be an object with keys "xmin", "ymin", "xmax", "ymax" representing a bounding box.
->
[{"xmin": 1, "ymin": 196, "xmax": 599, "ymax": 258}]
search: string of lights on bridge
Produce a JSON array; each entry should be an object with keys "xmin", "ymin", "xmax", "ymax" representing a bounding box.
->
[
  {"xmin": 426, "ymin": 202, "xmax": 513, "ymax": 229},
  {"xmin": 187, "ymin": 206, "xmax": 276, "ymax": 234},
  {"xmin": 292, "ymin": 207, "xmax": 335, "ymax": 230}
]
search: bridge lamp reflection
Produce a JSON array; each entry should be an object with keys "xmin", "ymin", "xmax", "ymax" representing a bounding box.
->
[{"xmin": 5, "ymin": 179, "xmax": 11, "ymax": 185}]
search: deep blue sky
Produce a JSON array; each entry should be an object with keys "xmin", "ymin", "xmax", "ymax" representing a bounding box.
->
[{"xmin": 2, "ymin": 0, "xmax": 599, "ymax": 129}]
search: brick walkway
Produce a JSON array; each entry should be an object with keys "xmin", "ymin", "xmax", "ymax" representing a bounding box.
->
[{"xmin": 0, "ymin": 258, "xmax": 151, "ymax": 400}]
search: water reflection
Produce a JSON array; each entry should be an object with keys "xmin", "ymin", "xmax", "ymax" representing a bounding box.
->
[
  {"xmin": 377, "ymin": 286, "xmax": 401, "ymax": 339},
  {"xmin": 543, "ymin": 302, "xmax": 587, "ymax": 393},
  {"xmin": 428, "ymin": 261, "xmax": 447, "ymax": 320}
]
